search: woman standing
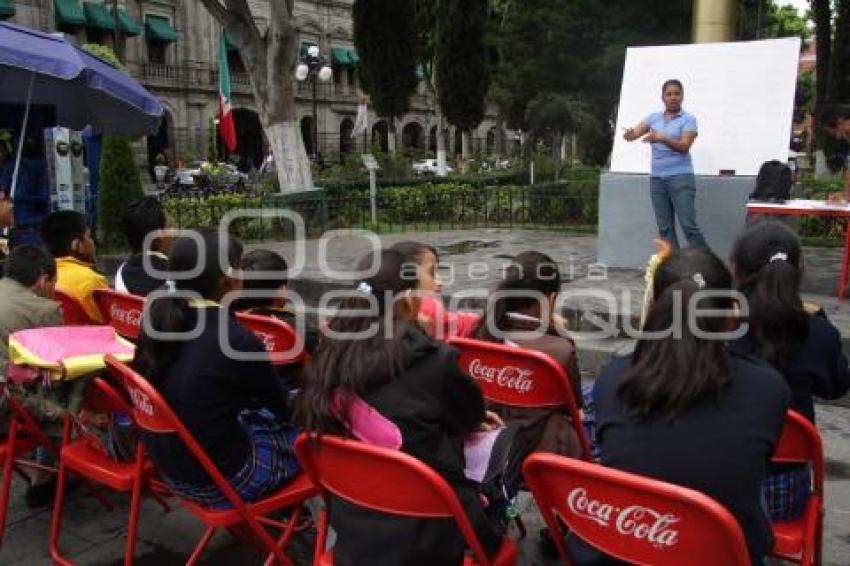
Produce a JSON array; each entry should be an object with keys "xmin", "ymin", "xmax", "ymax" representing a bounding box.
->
[{"xmin": 623, "ymin": 79, "xmax": 706, "ymax": 248}]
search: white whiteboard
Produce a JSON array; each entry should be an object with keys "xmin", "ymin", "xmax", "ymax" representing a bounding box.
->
[{"xmin": 610, "ymin": 38, "xmax": 801, "ymax": 177}]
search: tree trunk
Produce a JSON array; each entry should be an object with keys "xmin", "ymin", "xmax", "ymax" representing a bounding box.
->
[
  {"xmin": 388, "ymin": 117, "xmax": 398, "ymax": 155},
  {"xmin": 813, "ymin": 0, "xmax": 832, "ymax": 150},
  {"xmin": 266, "ymin": 122, "xmax": 314, "ymax": 193},
  {"xmin": 436, "ymin": 111, "xmax": 448, "ymax": 177},
  {"xmin": 461, "ymin": 131, "xmax": 470, "ymax": 161},
  {"xmin": 570, "ymin": 131, "xmax": 578, "ymax": 165},
  {"xmin": 494, "ymin": 114, "xmax": 505, "ymax": 157}
]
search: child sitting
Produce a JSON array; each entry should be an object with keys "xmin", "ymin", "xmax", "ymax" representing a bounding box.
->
[{"xmin": 39, "ymin": 210, "xmax": 107, "ymax": 322}]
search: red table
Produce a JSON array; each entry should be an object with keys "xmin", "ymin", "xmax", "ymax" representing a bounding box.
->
[{"xmin": 746, "ymin": 199, "xmax": 850, "ymax": 304}]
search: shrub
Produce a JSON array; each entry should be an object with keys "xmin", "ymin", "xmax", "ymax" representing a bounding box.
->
[{"xmin": 98, "ymin": 135, "xmax": 144, "ymax": 250}]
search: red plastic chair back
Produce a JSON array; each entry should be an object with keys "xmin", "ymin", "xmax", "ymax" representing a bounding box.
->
[
  {"xmin": 54, "ymin": 289, "xmax": 94, "ymax": 325},
  {"xmin": 294, "ymin": 433, "xmax": 496, "ymax": 565},
  {"xmin": 772, "ymin": 410, "xmax": 823, "ymax": 496},
  {"xmin": 448, "ymin": 336, "xmax": 591, "ymax": 459},
  {"xmin": 93, "ymin": 289, "xmax": 144, "ymax": 341},
  {"xmin": 522, "ymin": 453, "xmax": 751, "ymax": 566},
  {"xmin": 235, "ymin": 311, "xmax": 308, "ymax": 365}
]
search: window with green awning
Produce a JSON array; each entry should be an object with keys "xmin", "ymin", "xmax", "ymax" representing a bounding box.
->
[
  {"xmin": 223, "ymin": 30, "xmax": 238, "ymax": 52},
  {"xmin": 0, "ymin": 0, "xmax": 15, "ymax": 20},
  {"xmin": 330, "ymin": 47, "xmax": 351, "ymax": 66},
  {"xmin": 347, "ymin": 49, "xmax": 360, "ymax": 65},
  {"xmin": 115, "ymin": 7, "xmax": 140, "ymax": 36},
  {"xmin": 145, "ymin": 14, "xmax": 177, "ymax": 43},
  {"xmin": 83, "ymin": 2, "xmax": 114, "ymax": 30},
  {"xmin": 54, "ymin": 0, "xmax": 86, "ymax": 26}
]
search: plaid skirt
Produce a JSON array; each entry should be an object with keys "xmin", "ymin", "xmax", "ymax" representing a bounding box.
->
[
  {"xmin": 166, "ymin": 408, "xmax": 300, "ymax": 509},
  {"xmin": 761, "ymin": 464, "xmax": 811, "ymax": 521}
]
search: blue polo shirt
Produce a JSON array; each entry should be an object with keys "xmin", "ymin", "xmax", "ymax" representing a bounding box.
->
[{"xmin": 644, "ymin": 110, "xmax": 698, "ymax": 177}]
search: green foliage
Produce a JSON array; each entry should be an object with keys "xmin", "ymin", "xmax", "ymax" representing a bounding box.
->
[
  {"xmin": 206, "ymin": 116, "xmax": 218, "ymax": 163},
  {"xmin": 436, "ymin": 0, "xmax": 490, "ymax": 132},
  {"xmin": 98, "ymin": 136, "xmax": 143, "ymax": 250},
  {"xmin": 736, "ymin": 1, "xmax": 812, "ymax": 40},
  {"xmin": 353, "ymin": 0, "xmax": 419, "ymax": 120},
  {"xmin": 829, "ymin": 0, "xmax": 850, "ymax": 103},
  {"xmin": 81, "ymin": 43, "xmax": 123, "ymax": 69}
]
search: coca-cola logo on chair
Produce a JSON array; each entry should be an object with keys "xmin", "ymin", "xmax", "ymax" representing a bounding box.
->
[
  {"xmin": 566, "ymin": 487, "xmax": 680, "ymax": 549},
  {"xmin": 467, "ymin": 358, "xmax": 534, "ymax": 394},
  {"xmin": 110, "ymin": 304, "xmax": 141, "ymax": 328}
]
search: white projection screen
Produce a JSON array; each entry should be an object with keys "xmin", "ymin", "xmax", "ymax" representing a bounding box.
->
[{"xmin": 611, "ymin": 38, "xmax": 801, "ymax": 177}]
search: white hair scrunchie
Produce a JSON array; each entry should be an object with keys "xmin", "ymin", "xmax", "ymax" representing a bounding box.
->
[
  {"xmin": 357, "ymin": 281, "xmax": 373, "ymax": 294},
  {"xmin": 769, "ymin": 252, "xmax": 788, "ymax": 264},
  {"xmin": 692, "ymin": 273, "xmax": 706, "ymax": 289}
]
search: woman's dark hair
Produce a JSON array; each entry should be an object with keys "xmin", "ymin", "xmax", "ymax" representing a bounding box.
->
[
  {"xmin": 473, "ymin": 251, "xmax": 561, "ymax": 342},
  {"xmin": 662, "ymin": 79, "xmax": 684, "ymax": 94},
  {"xmin": 132, "ymin": 229, "xmax": 243, "ymax": 385},
  {"xmin": 232, "ymin": 249, "xmax": 289, "ymax": 311},
  {"xmin": 822, "ymin": 103, "xmax": 850, "ymax": 129},
  {"xmin": 618, "ymin": 248, "xmax": 735, "ymax": 421},
  {"xmin": 389, "ymin": 240, "xmax": 439, "ymax": 286},
  {"xmin": 730, "ymin": 221, "xmax": 807, "ymax": 370},
  {"xmin": 296, "ymin": 248, "xmax": 420, "ymax": 434},
  {"xmin": 122, "ymin": 197, "xmax": 167, "ymax": 254}
]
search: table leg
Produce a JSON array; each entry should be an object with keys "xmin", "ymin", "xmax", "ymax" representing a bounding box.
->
[{"xmin": 839, "ymin": 218, "xmax": 850, "ymax": 305}]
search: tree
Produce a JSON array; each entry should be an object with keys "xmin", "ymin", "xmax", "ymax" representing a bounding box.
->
[
  {"xmin": 435, "ymin": 0, "xmax": 491, "ymax": 163},
  {"xmin": 524, "ymin": 93, "xmax": 597, "ymax": 164},
  {"xmin": 198, "ymin": 0, "xmax": 312, "ymax": 193},
  {"xmin": 737, "ymin": 0, "xmax": 811, "ymax": 40},
  {"xmin": 353, "ymin": 0, "xmax": 419, "ymax": 155},
  {"xmin": 829, "ymin": 0, "xmax": 850, "ymax": 103},
  {"xmin": 98, "ymin": 135, "xmax": 143, "ymax": 249}
]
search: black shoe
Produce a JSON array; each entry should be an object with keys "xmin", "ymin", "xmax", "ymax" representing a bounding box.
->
[{"xmin": 24, "ymin": 478, "xmax": 57, "ymax": 508}]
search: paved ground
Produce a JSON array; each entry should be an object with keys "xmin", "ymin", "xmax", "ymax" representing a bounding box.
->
[{"xmin": 5, "ymin": 229, "xmax": 850, "ymax": 564}]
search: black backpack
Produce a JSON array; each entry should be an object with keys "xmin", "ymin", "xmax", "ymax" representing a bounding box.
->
[{"xmin": 750, "ymin": 160, "xmax": 792, "ymax": 203}]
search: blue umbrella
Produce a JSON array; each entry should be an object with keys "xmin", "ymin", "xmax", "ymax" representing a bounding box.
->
[{"xmin": 0, "ymin": 21, "xmax": 163, "ymax": 198}]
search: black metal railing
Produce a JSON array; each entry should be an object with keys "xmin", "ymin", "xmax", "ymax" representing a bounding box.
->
[{"xmin": 159, "ymin": 182, "xmax": 599, "ymax": 242}]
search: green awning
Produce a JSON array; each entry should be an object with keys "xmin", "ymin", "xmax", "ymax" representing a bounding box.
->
[
  {"xmin": 83, "ymin": 2, "xmax": 114, "ymax": 31},
  {"xmin": 54, "ymin": 0, "xmax": 86, "ymax": 26},
  {"xmin": 223, "ymin": 30, "xmax": 238, "ymax": 52},
  {"xmin": 300, "ymin": 41, "xmax": 317, "ymax": 58},
  {"xmin": 115, "ymin": 7, "xmax": 140, "ymax": 36},
  {"xmin": 347, "ymin": 49, "xmax": 360, "ymax": 65},
  {"xmin": 0, "ymin": 0, "xmax": 15, "ymax": 20},
  {"xmin": 145, "ymin": 14, "xmax": 177, "ymax": 43},
  {"xmin": 330, "ymin": 47, "xmax": 351, "ymax": 66}
]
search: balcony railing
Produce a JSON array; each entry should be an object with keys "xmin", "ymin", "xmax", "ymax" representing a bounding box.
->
[{"xmin": 140, "ymin": 63, "xmax": 253, "ymax": 94}]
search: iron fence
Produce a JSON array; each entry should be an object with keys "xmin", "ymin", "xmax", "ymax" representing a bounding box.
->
[{"xmin": 159, "ymin": 181, "xmax": 599, "ymax": 242}]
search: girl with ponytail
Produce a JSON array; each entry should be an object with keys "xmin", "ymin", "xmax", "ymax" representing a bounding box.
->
[
  {"xmin": 133, "ymin": 229, "xmax": 299, "ymax": 508},
  {"xmin": 730, "ymin": 221, "xmax": 850, "ymax": 521},
  {"xmin": 472, "ymin": 251, "xmax": 583, "ymax": 457},
  {"xmin": 591, "ymin": 247, "xmax": 790, "ymax": 564}
]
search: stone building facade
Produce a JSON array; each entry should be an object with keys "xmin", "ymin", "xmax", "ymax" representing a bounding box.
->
[{"xmin": 4, "ymin": 0, "xmax": 503, "ymax": 175}]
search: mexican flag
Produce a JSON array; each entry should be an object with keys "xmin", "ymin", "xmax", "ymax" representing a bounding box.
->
[{"xmin": 218, "ymin": 31, "xmax": 237, "ymax": 152}]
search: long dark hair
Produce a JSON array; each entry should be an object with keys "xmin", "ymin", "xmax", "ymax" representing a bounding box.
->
[
  {"xmin": 730, "ymin": 221, "xmax": 808, "ymax": 370},
  {"xmin": 617, "ymin": 248, "xmax": 734, "ymax": 421},
  {"xmin": 296, "ymin": 248, "xmax": 420, "ymax": 434},
  {"xmin": 473, "ymin": 251, "xmax": 562, "ymax": 342},
  {"xmin": 132, "ymin": 229, "xmax": 243, "ymax": 385},
  {"xmin": 231, "ymin": 249, "xmax": 288, "ymax": 311}
]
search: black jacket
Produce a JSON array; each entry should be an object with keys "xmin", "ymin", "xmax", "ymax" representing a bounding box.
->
[{"xmin": 330, "ymin": 326, "xmax": 500, "ymax": 566}]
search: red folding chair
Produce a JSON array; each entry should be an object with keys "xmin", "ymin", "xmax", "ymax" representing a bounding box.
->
[
  {"xmin": 448, "ymin": 336, "xmax": 591, "ymax": 460},
  {"xmin": 49, "ymin": 377, "xmax": 173, "ymax": 566},
  {"xmin": 105, "ymin": 355, "xmax": 316, "ymax": 565},
  {"xmin": 0, "ymin": 385, "xmax": 61, "ymax": 548},
  {"xmin": 770, "ymin": 410, "xmax": 824, "ymax": 566},
  {"xmin": 294, "ymin": 433, "xmax": 518, "ymax": 566},
  {"xmin": 235, "ymin": 312, "xmax": 309, "ymax": 365},
  {"xmin": 522, "ymin": 453, "xmax": 751, "ymax": 566},
  {"xmin": 93, "ymin": 288, "xmax": 144, "ymax": 341},
  {"xmin": 54, "ymin": 288, "xmax": 96, "ymax": 325}
]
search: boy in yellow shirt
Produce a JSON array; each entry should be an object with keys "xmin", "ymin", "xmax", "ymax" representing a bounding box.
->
[{"xmin": 39, "ymin": 210, "xmax": 107, "ymax": 322}]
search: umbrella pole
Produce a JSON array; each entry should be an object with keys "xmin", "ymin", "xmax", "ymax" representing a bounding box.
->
[{"xmin": 9, "ymin": 71, "xmax": 36, "ymax": 201}]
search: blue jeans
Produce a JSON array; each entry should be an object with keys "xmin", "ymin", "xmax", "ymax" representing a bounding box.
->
[{"xmin": 649, "ymin": 174, "xmax": 707, "ymax": 248}]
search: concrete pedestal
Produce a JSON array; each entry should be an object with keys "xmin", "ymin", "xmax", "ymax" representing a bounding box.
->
[{"xmin": 597, "ymin": 172, "xmax": 754, "ymax": 268}]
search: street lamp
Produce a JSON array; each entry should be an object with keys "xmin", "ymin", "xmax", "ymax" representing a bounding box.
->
[{"xmin": 296, "ymin": 45, "xmax": 333, "ymax": 162}]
